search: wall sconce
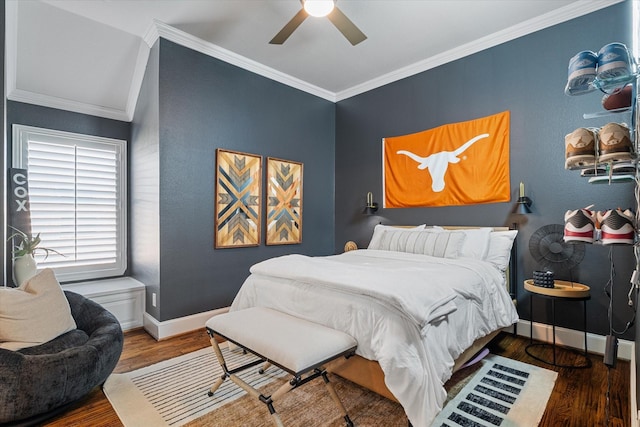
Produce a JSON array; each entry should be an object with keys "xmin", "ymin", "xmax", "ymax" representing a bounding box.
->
[
  {"xmin": 364, "ymin": 192, "xmax": 379, "ymax": 215},
  {"xmin": 514, "ymin": 182, "xmax": 532, "ymax": 214},
  {"xmin": 510, "ymin": 182, "xmax": 533, "ymax": 332}
]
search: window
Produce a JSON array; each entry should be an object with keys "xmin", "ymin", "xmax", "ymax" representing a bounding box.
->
[{"xmin": 12, "ymin": 125, "xmax": 127, "ymax": 282}]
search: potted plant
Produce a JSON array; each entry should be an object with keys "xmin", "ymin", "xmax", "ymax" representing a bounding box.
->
[{"xmin": 8, "ymin": 226, "xmax": 62, "ymax": 286}]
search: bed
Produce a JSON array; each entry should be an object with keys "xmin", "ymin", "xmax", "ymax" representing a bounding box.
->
[{"xmin": 229, "ymin": 225, "xmax": 519, "ymax": 426}]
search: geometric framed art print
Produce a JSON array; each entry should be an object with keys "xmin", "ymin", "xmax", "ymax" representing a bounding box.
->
[
  {"xmin": 214, "ymin": 149, "xmax": 262, "ymax": 248},
  {"xmin": 266, "ymin": 157, "xmax": 303, "ymax": 245}
]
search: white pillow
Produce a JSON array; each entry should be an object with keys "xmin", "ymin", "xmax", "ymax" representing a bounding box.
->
[
  {"xmin": 485, "ymin": 230, "xmax": 518, "ymax": 271},
  {"xmin": 371, "ymin": 228, "xmax": 466, "ymax": 259},
  {"xmin": 367, "ymin": 224, "xmax": 426, "ymax": 249},
  {"xmin": 431, "ymin": 226, "xmax": 492, "ymax": 260},
  {"xmin": 0, "ymin": 268, "xmax": 76, "ymax": 350}
]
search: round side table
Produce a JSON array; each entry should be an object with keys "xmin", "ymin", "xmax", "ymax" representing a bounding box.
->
[{"xmin": 524, "ymin": 279, "xmax": 592, "ymax": 369}]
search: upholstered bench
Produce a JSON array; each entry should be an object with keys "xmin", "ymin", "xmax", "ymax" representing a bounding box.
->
[{"xmin": 205, "ymin": 307, "xmax": 357, "ymax": 427}]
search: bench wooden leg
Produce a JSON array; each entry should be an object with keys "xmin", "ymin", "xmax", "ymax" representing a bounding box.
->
[
  {"xmin": 270, "ymin": 377, "xmax": 297, "ymax": 402},
  {"xmin": 207, "ymin": 331, "xmax": 283, "ymax": 423},
  {"xmin": 321, "ymin": 371, "xmax": 354, "ymax": 427},
  {"xmin": 207, "ymin": 336, "xmax": 228, "ymax": 397},
  {"xmin": 207, "ymin": 336, "xmax": 264, "ymax": 399},
  {"xmin": 207, "ymin": 375, "xmax": 226, "ymax": 397},
  {"xmin": 270, "ymin": 414, "xmax": 284, "ymax": 427},
  {"xmin": 259, "ymin": 361, "xmax": 272, "ymax": 374},
  {"xmin": 209, "ymin": 336, "xmax": 227, "ymax": 368}
]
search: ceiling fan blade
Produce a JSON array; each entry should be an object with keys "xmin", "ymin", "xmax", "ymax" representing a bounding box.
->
[
  {"xmin": 327, "ymin": 6, "xmax": 367, "ymax": 46},
  {"xmin": 270, "ymin": 8, "xmax": 308, "ymax": 44}
]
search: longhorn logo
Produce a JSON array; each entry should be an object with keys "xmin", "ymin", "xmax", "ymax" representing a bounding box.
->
[{"xmin": 397, "ymin": 133, "xmax": 489, "ymax": 192}]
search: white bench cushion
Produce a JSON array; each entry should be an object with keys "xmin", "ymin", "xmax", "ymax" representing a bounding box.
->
[{"xmin": 206, "ymin": 307, "xmax": 357, "ymax": 375}]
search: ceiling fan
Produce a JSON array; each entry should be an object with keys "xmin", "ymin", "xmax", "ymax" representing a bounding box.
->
[{"xmin": 270, "ymin": 0, "xmax": 367, "ymax": 46}]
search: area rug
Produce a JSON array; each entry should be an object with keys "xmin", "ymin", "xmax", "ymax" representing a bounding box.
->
[
  {"xmin": 103, "ymin": 345, "xmax": 287, "ymax": 426},
  {"xmin": 104, "ymin": 348, "xmax": 557, "ymax": 427},
  {"xmin": 430, "ymin": 354, "xmax": 558, "ymax": 427}
]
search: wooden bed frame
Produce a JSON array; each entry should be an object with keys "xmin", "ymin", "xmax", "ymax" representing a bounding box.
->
[
  {"xmin": 327, "ymin": 330, "xmax": 500, "ymax": 402},
  {"xmin": 327, "ymin": 226, "xmax": 513, "ymax": 403}
]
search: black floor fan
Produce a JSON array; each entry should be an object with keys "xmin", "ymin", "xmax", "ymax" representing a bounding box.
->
[{"xmin": 528, "ymin": 224, "xmax": 585, "ymax": 279}]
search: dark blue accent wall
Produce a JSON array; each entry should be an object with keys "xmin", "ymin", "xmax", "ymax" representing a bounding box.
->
[
  {"xmin": 1, "ymin": 0, "xmax": 5, "ymax": 277},
  {"xmin": 335, "ymin": 2, "xmax": 635, "ymax": 340},
  {"xmin": 132, "ymin": 38, "xmax": 335, "ymax": 321}
]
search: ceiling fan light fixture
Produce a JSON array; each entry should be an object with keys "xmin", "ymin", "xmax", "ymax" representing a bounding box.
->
[{"xmin": 303, "ymin": 0, "xmax": 335, "ymax": 17}]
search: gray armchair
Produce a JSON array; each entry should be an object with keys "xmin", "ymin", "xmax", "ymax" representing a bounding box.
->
[{"xmin": 0, "ymin": 291, "xmax": 123, "ymax": 426}]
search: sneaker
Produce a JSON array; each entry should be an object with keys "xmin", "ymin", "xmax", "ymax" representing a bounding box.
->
[
  {"xmin": 564, "ymin": 207, "xmax": 596, "ymax": 243},
  {"xmin": 597, "ymin": 209, "xmax": 635, "ymax": 244},
  {"xmin": 565, "ymin": 127, "xmax": 597, "ymax": 169},
  {"xmin": 565, "ymin": 50, "xmax": 598, "ymax": 96},
  {"xmin": 602, "ymin": 84, "xmax": 633, "ymax": 111},
  {"xmin": 597, "ymin": 42, "xmax": 632, "ymax": 81},
  {"xmin": 583, "ymin": 162, "xmax": 637, "ymax": 177},
  {"xmin": 611, "ymin": 162, "xmax": 636, "ymax": 175},
  {"xmin": 598, "ymin": 122, "xmax": 634, "ymax": 163},
  {"xmin": 580, "ymin": 165, "xmax": 608, "ymax": 177},
  {"xmin": 588, "ymin": 174, "xmax": 636, "ymax": 184}
]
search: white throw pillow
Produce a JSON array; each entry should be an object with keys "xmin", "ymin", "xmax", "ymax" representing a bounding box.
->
[
  {"xmin": 485, "ymin": 230, "xmax": 518, "ymax": 271},
  {"xmin": 0, "ymin": 268, "xmax": 76, "ymax": 350},
  {"xmin": 367, "ymin": 224, "xmax": 426, "ymax": 249},
  {"xmin": 431, "ymin": 226, "xmax": 492, "ymax": 260},
  {"xmin": 372, "ymin": 228, "xmax": 466, "ymax": 259}
]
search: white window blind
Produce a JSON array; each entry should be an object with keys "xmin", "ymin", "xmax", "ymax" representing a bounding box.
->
[{"xmin": 12, "ymin": 125, "xmax": 127, "ymax": 282}]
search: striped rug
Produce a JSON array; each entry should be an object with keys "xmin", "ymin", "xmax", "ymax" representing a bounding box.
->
[
  {"xmin": 431, "ymin": 354, "xmax": 557, "ymax": 427},
  {"xmin": 103, "ymin": 345, "xmax": 286, "ymax": 426}
]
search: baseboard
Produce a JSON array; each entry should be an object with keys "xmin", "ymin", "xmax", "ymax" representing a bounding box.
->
[
  {"xmin": 143, "ymin": 306, "xmax": 229, "ymax": 340},
  {"xmin": 515, "ymin": 319, "xmax": 634, "ymax": 360}
]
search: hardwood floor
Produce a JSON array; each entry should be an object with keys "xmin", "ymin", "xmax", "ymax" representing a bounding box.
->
[
  {"xmin": 43, "ymin": 328, "xmax": 212, "ymax": 427},
  {"xmin": 487, "ymin": 333, "xmax": 630, "ymax": 427},
  {"xmin": 42, "ymin": 329, "xmax": 630, "ymax": 426}
]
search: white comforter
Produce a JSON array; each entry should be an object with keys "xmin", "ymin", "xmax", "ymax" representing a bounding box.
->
[{"xmin": 230, "ymin": 250, "xmax": 519, "ymax": 427}]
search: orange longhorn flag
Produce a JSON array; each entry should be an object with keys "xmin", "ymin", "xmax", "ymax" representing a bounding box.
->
[{"xmin": 383, "ymin": 111, "xmax": 510, "ymax": 208}]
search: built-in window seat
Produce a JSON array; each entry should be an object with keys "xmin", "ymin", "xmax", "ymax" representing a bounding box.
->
[{"xmin": 63, "ymin": 277, "xmax": 145, "ymax": 331}]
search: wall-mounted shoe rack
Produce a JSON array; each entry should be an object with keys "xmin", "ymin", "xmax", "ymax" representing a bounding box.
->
[
  {"xmin": 565, "ymin": 71, "xmax": 638, "ymax": 184},
  {"xmin": 564, "ymin": 48, "xmax": 640, "ymax": 386}
]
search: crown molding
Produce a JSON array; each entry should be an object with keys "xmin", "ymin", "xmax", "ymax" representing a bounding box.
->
[
  {"xmin": 335, "ymin": 0, "xmax": 625, "ymax": 101},
  {"xmin": 5, "ymin": 1, "xmax": 19, "ymax": 104},
  {"xmin": 124, "ymin": 41, "xmax": 151, "ymax": 121},
  {"xmin": 146, "ymin": 20, "xmax": 337, "ymax": 102},
  {"xmin": 7, "ymin": 88, "xmax": 131, "ymax": 122},
  {"xmin": 143, "ymin": 19, "xmax": 160, "ymax": 48}
]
